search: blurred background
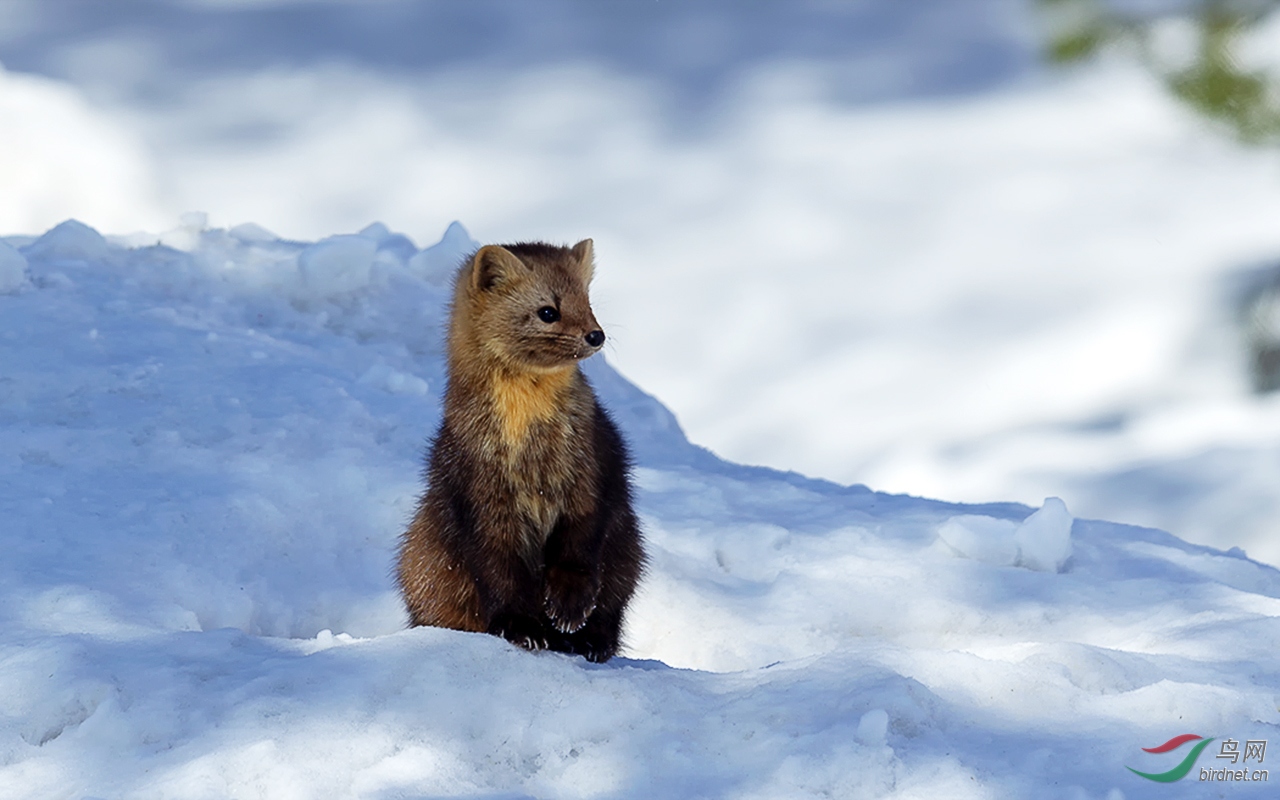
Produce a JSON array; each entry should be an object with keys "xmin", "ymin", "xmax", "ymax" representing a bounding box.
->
[{"xmin": 3, "ymin": 0, "xmax": 1280, "ymax": 564}]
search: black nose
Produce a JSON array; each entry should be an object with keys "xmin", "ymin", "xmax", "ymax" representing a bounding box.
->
[{"xmin": 585, "ymin": 330, "xmax": 605, "ymax": 348}]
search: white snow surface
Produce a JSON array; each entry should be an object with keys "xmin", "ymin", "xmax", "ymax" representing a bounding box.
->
[
  {"xmin": 2, "ymin": 220, "xmax": 1277, "ymax": 798},
  {"xmin": 2, "ymin": 5, "xmax": 1280, "ymax": 564}
]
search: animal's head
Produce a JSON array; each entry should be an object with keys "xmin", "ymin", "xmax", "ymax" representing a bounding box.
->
[{"xmin": 454, "ymin": 239, "xmax": 605, "ymax": 371}]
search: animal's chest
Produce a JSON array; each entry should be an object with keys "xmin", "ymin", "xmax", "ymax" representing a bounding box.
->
[
  {"xmin": 508, "ymin": 425, "xmax": 578, "ymax": 537},
  {"xmin": 486, "ymin": 375, "xmax": 594, "ymax": 539}
]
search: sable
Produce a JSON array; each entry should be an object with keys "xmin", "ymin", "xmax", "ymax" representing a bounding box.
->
[{"xmin": 397, "ymin": 239, "xmax": 645, "ymax": 662}]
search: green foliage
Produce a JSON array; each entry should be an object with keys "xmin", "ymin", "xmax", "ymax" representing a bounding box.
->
[
  {"xmin": 1045, "ymin": 26, "xmax": 1108, "ymax": 63},
  {"xmin": 1039, "ymin": 0, "xmax": 1122, "ymax": 64},
  {"xmin": 1039, "ymin": 0, "xmax": 1280, "ymax": 144}
]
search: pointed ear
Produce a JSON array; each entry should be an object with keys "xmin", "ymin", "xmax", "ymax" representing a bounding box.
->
[
  {"xmin": 570, "ymin": 238, "xmax": 594, "ymax": 284},
  {"xmin": 471, "ymin": 245, "xmax": 526, "ymax": 292}
]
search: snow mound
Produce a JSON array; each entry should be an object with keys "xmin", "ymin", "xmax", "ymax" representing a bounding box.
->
[
  {"xmin": 24, "ymin": 218, "xmax": 111, "ymax": 263},
  {"xmin": 1, "ymin": 219, "xmax": 1277, "ymax": 799}
]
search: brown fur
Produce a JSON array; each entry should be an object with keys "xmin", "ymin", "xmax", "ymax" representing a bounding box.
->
[{"xmin": 397, "ymin": 239, "xmax": 645, "ymax": 661}]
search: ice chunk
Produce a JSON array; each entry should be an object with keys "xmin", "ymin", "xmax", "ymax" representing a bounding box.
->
[
  {"xmin": 936, "ymin": 514, "xmax": 1019, "ymax": 565},
  {"xmin": 298, "ymin": 234, "xmax": 377, "ymax": 297},
  {"xmin": 937, "ymin": 497, "xmax": 1073, "ymax": 572},
  {"xmin": 23, "ymin": 219, "xmax": 110, "ymax": 262},
  {"xmin": 0, "ymin": 240, "xmax": 28, "ymax": 293},
  {"xmin": 1015, "ymin": 497, "xmax": 1074, "ymax": 573}
]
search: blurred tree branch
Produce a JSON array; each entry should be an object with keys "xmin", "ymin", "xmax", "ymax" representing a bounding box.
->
[{"xmin": 1040, "ymin": 0, "xmax": 1280, "ymax": 144}]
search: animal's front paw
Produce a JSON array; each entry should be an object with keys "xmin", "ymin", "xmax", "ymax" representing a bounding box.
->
[
  {"xmin": 489, "ymin": 612, "xmax": 549, "ymax": 651},
  {"xmin": 574, "ymin": 639, "xmax": 617, "ymax": 663},
  {"xmin": 543, "ymin": 566, "xmax": 599, "ymax": 634},
  {"xmin": 559, "ymin": 620, "xmax": 619, "ymax": 663}
]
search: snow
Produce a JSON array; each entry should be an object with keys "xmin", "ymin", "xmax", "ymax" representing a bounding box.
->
[
  {"xmin": 1014, "ymin": 497, "xmax": 1074, "ymax": 573},
  {"xmin": 1, "ymin": 219, "xmax": 1277, "ymax": 798},
  {"xmin": 937, "ymin": 514, "xmax": 1022, "ymax": 567},
  {"xmin": 936, "ymin": 496, "xmax": 1078, "ymax": 575},
  {"xmin": 0, "ymin": 240, "xmax": 26, "ymax": 294},
  {"xmin": 0, "ymin": 65, "xmax": 163, "ymax": 235},
  {"xmin": 1, "ymin": 1, "xmax": 1279, "ymax": 795},
  {"xmin": 1, "ymin": 1, "xmax": 1279, "ymax": 566},
  {"xmin": 298, "ymin": 234, "xmax": 376, "ymax": 298}
]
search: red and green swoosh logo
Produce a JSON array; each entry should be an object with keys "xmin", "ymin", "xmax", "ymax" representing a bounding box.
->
[{"xmin": 1127, "ymin": 734, "xmax": 1214, "ymax": 782}]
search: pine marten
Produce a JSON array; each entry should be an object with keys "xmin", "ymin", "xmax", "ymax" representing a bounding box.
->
[{"xmin": 397, "ymin": 239, "xmax": 645, "ymax": 662}]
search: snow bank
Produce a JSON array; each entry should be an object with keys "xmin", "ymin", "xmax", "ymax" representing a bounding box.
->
[
  {"xmin": 4, "ymin": 2, "xmax": 1279, "ymax": 570},
  {"xmin": 1, "ymin": 219, "xmax": 1277, "ymax": 799}
]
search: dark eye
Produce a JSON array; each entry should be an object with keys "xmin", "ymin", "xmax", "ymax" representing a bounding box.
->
[{"xmin": 537, "ymin": 306, "xmax": 560, "ymax": 323}]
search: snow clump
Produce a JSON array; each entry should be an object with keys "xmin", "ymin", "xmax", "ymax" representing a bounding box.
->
[{"xmin": 937, "ymin": 496, "xmax": 1074, "ymax": 572}]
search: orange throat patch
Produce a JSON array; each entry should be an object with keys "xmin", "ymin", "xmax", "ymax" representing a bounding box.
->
[{"xmin": 490, "ymin": 367, "xmax": 574, "ymax": 448}]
